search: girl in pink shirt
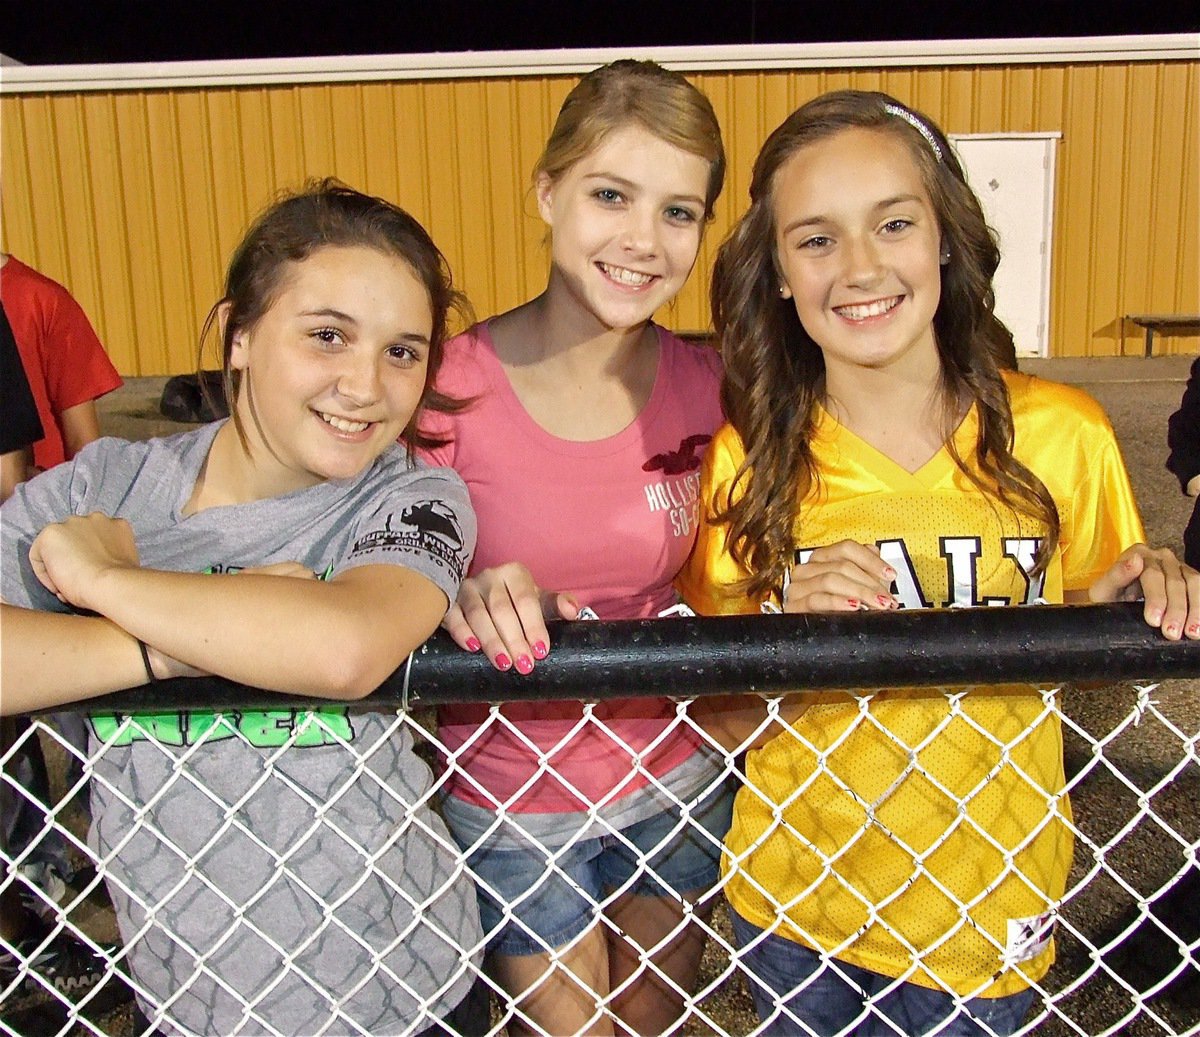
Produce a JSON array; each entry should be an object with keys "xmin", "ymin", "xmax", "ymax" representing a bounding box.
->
[{"xmin": 420, "ymin": 60, "xmax": 730, "ymax": 1036}]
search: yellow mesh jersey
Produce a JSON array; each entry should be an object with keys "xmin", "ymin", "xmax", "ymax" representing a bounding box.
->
[{"xmin": 678, "ymin": 372, "xmax": 1145, "ymax": 997}]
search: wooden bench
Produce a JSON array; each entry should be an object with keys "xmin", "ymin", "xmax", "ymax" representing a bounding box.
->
[{"xmin": 1126, "ymin": 313, "xmax": 1200, "ymax": 357}]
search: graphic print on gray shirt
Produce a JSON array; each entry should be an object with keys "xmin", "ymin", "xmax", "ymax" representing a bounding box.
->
[{"xmin": 1, "ymin": 422, "xmax": 483, "ymax": 1035}]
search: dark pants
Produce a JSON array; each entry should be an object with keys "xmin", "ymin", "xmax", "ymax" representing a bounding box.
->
[
  {"xmin": 1184, "ymin": 495, "xmax": 1200, "ymax": 570},
  {"xmin": 1, "ymin": 716, "xmax": 72, "ymax": 889},
  {"xmin": 416, "ymin": 975, "xmax": 492, "ymax": 1037},
  {"xmin": 730, "ymin": 910, "xmax": 1036, "ymax": 1037}
]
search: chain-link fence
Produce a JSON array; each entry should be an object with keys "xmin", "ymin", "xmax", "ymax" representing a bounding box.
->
[{"xmin": 2, "ymin": 605, "xmax": 1197, "ymax": 1036}]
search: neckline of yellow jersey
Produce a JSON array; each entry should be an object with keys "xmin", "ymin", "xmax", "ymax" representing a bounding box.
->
[{"xmin": 812, "ymin": 398, "xmax": 980, "ymax": 490}]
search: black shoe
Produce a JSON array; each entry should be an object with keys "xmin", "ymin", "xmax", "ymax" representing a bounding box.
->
[{"xmin": 1, "ymin": 926, "xmax": 124, "ymax": 1002}]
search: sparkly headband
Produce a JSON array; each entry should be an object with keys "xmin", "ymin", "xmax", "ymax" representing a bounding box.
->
[{"xmin": 882, "ymin": 102, "xmax": 944, "ymax": 162}]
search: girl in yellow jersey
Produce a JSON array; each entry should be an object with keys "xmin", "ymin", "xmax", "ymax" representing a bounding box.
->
[{"xmin": 677, "ymin": 90, "xmax": 1199, "ymax": 1036}]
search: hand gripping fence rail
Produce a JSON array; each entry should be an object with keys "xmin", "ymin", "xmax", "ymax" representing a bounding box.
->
[{"xmin": 2, "ymin": 602, "xmax": 1197, "ymax": 1037}]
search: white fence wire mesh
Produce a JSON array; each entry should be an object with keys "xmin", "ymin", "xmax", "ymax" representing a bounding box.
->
[{"xmin": 2, "ymin": 626, "xmax": 1197, "ymax": 1037}]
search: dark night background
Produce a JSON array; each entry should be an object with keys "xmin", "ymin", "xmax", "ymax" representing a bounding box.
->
[{"xmin": 2, "ymin": 0, "xmax": 1198, "ymax": 65}]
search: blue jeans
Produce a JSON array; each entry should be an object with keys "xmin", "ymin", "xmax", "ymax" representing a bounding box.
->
[
  {"xmin": 730, "ymin": 910, "xmax": 1036, "ymax": 1036},
  {"xmin": 464, "ymin": 779, "xmax": 734, "ymax": 956}
]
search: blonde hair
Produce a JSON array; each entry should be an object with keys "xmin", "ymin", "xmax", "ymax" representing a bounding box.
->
[{"xmin": 534, "ymin": 59, "xmax": 725, "ymax": 219}]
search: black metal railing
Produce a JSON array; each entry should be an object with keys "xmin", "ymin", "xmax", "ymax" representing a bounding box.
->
[{"xmin": 55, "ymin": 601, "xmax": 1200, "ymax": 716}]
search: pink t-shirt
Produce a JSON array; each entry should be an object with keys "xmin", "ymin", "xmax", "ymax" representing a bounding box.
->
[{"xmin": 420, "ymin": 322, "xmax": 724, "ymax": 814}]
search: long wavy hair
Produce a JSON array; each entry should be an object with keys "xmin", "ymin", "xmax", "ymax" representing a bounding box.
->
[
  {"xmin": 201, "ymin": 178, "xmax": 469, "ymax": 457},
  {"xmin": 711, "ymin": 90, "xmax": 1058, "ymax": 598}
]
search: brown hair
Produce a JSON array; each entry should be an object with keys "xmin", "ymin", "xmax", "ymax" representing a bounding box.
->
[
  {"xmin": 711, "ymin": 90, "xmax": 1057, "ymax": 598},
  {"xmin": 535, "ymin": 59, "xmax": 725, "ymax": 219},
  {"xmin": 201, "ymin": 177, "xmax": 468, "ymax": 454}
]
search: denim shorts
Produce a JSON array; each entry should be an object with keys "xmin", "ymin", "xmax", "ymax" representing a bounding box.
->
[
  {"xmin": 730, "ymin": 910, "xmax": 1037, "ymax": 1037},
  {"xmin": 465, "ymin": 779, "xmax": 734, "ymax": 956}
]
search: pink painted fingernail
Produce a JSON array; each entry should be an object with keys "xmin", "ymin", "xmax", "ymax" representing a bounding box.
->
[
  {"xmin": 465, "ymin": 637, "xmax": 482, "ymax": 652},
  {"xmin": 876, "ymin": 595, "xmax": 893, "ymax": 608},
  {"xmin": 1187, "ymin": 622, "xmax": 1200, "ymax": 637},
  {"xmin": 494, "ymin": 653, "xmax": 512, "ymax": 671},
  {"xmin": 883, "ymin": 567, "xmax": 897, "ymax": 580},
  {"xmin": 1165, "ymin": 622, "xmax": 1181, "ymax": 639},
  {"xmin": 515, "ymin": 654, "xmax": 534, "ymax": 674},
  {"xmin": 532, "ymin": 641, "xmax": 548, "ymax": 659},
  {"xmin": 847, "ymin": 598, "xmax": 860, "ymax": 609}
]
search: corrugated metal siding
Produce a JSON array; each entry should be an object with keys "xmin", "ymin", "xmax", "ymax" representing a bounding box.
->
[{"xmin": 2, "ymin": 62, "xmax": 1196, "ymax": 374}]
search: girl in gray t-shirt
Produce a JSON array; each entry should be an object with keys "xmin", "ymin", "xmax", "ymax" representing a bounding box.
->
[{"xmin": 1, "ymin": 182, "xmax": 485, "ymax": 1035}]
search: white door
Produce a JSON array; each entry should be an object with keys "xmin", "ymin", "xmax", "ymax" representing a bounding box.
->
[{"xmin": 950, "ymin": 134, "xmax": 1059, "ymax": 358}]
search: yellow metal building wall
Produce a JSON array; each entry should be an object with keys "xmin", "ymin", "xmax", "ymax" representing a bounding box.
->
[{"xmin": 2, "ymin": 61, "xmax": 1196, "ymax": 374}]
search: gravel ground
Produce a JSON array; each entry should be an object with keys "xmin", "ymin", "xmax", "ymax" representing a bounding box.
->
[{"xmin": 10, "ymin": 357, "xmax": 1198, "ymax": 1036}]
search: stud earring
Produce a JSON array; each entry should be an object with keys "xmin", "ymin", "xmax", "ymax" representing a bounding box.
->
[{"xmin": 939, "ymin": 249, "xmax": 951, "ymax": 266}]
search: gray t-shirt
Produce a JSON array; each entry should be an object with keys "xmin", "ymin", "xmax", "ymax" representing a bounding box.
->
[{"xmin": 2, "ymin": 422, "xmax": 483, "ymax": 1036}]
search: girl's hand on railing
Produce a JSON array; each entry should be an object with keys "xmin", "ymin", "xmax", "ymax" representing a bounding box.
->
[
  {"xmin": 442, "ymin": 561, "xmax": 581, "ymax": 674},
  {"xmin": 1086, "ymin": 543, "xmax": 1200, "ymax": 641},
  {"xmin": 28, "ymin": 514, "xmax": 140, "ymax": 612},
  {"xmin": 783, "ymin": 540, "xmax": 899, "ymax": 614}
]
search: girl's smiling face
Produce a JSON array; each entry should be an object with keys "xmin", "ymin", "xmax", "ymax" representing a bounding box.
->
[
  {"xmin": 772, "ymin": 127, "xmax": 944, "ymax": 381},
  {"xmin": 228, "ymin": 245, "xmax": 433, "ymax": 495},
  {"xmin": 537, "ymin": 122, "xmax": 710, "ymax": 333}
]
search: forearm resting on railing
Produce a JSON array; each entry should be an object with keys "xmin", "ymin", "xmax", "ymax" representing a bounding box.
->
[{"xmin": 0, "ymin": 604, "xmax": 149, "ymax": 714}]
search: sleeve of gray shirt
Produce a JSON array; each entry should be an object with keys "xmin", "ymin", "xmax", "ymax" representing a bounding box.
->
[
  {"xmin": 1, "ymin": 449, "xmax": 83, "ymax": 612},
  {"xmin": 332, "ymin": 460, "xmax": 476, "ymax": 608}
]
